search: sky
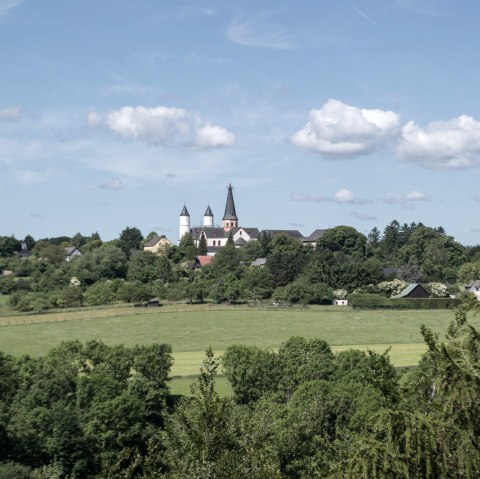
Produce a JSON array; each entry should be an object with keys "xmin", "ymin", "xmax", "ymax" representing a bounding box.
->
[{"xmin": 1, "ymin": 0, "xmax": 480, "ymax": 245}]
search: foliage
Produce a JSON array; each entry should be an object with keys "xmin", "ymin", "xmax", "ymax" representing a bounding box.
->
[
  {"xmin": 119, "ymin": 227, "xmax": 144, "ymax": 258},
  {"xmin": 377, "ymin": 279, "xmax": 408, "ymax": 297},
  {"xmin": 351, "ymin": 296, "xmax": 462, "ymax": 310},
  {"xmin": 427, "ymin": 282, "xmax": 448, "ymax": 297},
  {"xmin": 316, "ymin": 225, "xmax": 367, "ymax": 256}
]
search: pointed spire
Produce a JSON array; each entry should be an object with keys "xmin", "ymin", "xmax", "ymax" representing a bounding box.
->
[
  {"xmin": 180, "ymin": 205, "xmax": 190, "ymax": 217},
  {"xmin": 204, "ymin": 205, "xmax": 213, "ymax": 217},
  {"xmin": 222, "ymin": 183, "xmax": 238, "ymax": 220}
]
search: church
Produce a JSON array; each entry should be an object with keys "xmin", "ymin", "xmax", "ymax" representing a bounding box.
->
[{"xmin": 179, "ymin": 184, "xmax": 324, "ymax": 255}]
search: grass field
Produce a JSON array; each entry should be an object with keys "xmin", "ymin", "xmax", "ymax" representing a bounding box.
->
[{"xmin": 0, "ymin": 306, "xmax": 477, "ymax": 378}]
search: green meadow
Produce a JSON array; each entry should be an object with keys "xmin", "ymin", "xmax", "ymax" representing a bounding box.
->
[{"xmin": 1, "ymin": 306, "xmax": 476, "ymax": 372}]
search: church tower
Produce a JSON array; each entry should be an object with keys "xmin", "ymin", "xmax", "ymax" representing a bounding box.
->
[
  {"xmin": 203, "ymin": 205, "xmax": 214, "ymax": 227},
  {"xmin": 179, "ymin": 205, "xmax": 190, "ymax": 241},
  {"xmin": 222, "ymin": 183, "xmax": 238, "ymax": 232}
]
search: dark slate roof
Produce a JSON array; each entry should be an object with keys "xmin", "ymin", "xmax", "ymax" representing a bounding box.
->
[
  {"xmin": 393, "ymin": 283, "xmax": 429, "ymax": 298},
  {"xmin": 223, "ymin": 183, "xmax": 238, "ymax": 220},
  {"xmin": 303, "ymin": 229, "xmax": 328, "ymax": 242},
  {"xmin": 144, "ymin": 234, "xmax": 167, "ymax": 247},
  {"xmin": 180, "ymin": 205, "xmax": 190, "ymax": 217},
  {"xmin": 234, "ymin": 237, "xmax": 248, "ymax": 245},
  {"xmin": 191, "ymin": 227, "xmax": 228, "ymax": 240},
  {"xmin": 207, "ymin": 246, "xmax": 223, "ymax": 254},
  {"xmin": 204, "ymin": 205, "xmax": 213, "ymax": 217},
  {"xmin": 261, "ymin": 229, "xmax": 304, "ymax": 239},
  {"xmin": 239, "ymin": 227, "xmax": 260, "ymax": 239}
]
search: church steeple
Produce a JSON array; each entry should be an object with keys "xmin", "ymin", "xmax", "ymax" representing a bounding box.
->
[
  {"xmin": 179, "ymin": 205, "xmax": 190, "ymax": 241},
  {"xmin": 222, "ymin": 183, "xmax": 238, "ymax": 231},
  {"xmin": 203, "ymin": 205, "xmax": 214, "ymax": 227}
]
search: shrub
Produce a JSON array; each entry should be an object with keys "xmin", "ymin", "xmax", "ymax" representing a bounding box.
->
[
  {"xmin": 350, "ymin": 297, "xmax": 462, "ymax": 310},
  {"xmin": 84, "ymin": 281, "xmax": 117, "ymax": 306}
]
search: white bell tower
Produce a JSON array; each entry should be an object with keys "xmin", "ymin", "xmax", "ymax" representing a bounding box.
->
[
  {"xmin": 203, "ymin": 205, "xmax": 214, "ymax": 227},
  {"xmin": 179, "ymin": 205, "xmax": 190, "ymax": 241}
]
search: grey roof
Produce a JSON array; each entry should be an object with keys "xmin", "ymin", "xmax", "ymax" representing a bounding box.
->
[
  {"xmin": 207, "ymin": 246, "xmax": 223, "ymax": 254},
  {"xmin": 204, "ymin": 205, "xmax": 213, "ymax": 217},
  {"xmin": 180, "ymin": 205, "xmax": 190, "ymax": 217},
  {"xmin": 191, "ymin": 227, "xmax": 229, "ymax": 240},
  {"xmin": 237, "ymin": 227, "xmax": 260, "ymax": 239},
  {"xmin": 222, "ymin": 183, "xmax": 238, "ymax": 220},
  {"xmin": 262, "ymin": 229, "xmax": 304, "ymax": 239},
  {"xmin": 144, "ymin": 234, "xmax": 167, "ymax": 247},
  {"xmin": 234, "ymin": 237, "xmax": 248, "ymax": 245},
  {"xmin": 251, "ymin": 257, "xmax": 267, "ymax": 267},
  {"xmin": 303, "ymin": 229, "xmax": 328, "ymax": 242},
  {"xmin": 466, "ymin": 280, "xmax": 480, "ymax": 289},
  {"xmin": 64, "ymin": 247, "xmax": 80, "ymax": 255},
  {"xmin": 393, "ymin": 283, "xmax": 429, "ymax": 298}
]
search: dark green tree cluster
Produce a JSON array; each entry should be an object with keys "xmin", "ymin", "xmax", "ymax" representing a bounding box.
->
[
  {"xmin": 0, "ymin": 341, "xmax": 172, "ymax": 478},
  {"xmin": 0, "ymin": 220, "xmax": 476, "ymax": 313}
]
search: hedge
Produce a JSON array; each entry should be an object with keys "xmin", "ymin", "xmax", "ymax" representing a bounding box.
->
[{"xmin": 350, "ymin": 297, "xmax": 462, "ymax": 310}]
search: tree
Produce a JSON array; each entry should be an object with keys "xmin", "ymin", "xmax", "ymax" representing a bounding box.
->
[
  {"xmin": 164, "ymin": 348, "xmax": 238, "ymax": 477},
  {"xmin": 223, "ymin": 346, "xmax": 281, "ymax": 404},
  {"xmin": 178, "ymin": 233, "xmax": 197, "ymax": 261},
  {"xmin": 70, "ymin": 246, "xmax": 128, "ymax": 285},
  {"xmin": 316, "ymin": 226, "xmax": 367, "ymax": 257},
  {"xmin": 127, "ymin": 251, "xmax": 167, "ymax": 284},
  {"xmin": 0, "ymin": 236, "xmax": 21, "ymax": 257},
  {"xmin": 118, "ymin": 227, "xmax": 143, "ymax": 258},
  {"xmin": 24, "ymin": 235, "xmax": 35, "ymax": 251},
  {"xmin": 266, "ymin": 234, "xmax": 310, "ymax": 287},
  {"xmin": 198, "ymin": 233, "xmax": 208, "ymax": 256}
]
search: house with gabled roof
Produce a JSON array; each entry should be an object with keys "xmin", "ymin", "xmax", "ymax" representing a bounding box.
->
[
  {"xmin": 302, "ymin": 229, "xmax": 328, "ymax": 247},
  {"xmin": 143, "ymin": 234, "xmax": 173, "ymax": 255},
  {"xmin": 465, "ymin": 280, "xmax": 480, "ymax": 300},
  {"xmin": 393, "ymin": 283, "xmax": 430, "ymax": 298},
  {"xmin": 64, "ymin": 247, "xmax": 82, "ymax": 262}
]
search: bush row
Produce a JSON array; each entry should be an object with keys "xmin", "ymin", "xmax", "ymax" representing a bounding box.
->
[{"xmin": 350, "ymin": 296, "xmax": 462, "ymax": 310}]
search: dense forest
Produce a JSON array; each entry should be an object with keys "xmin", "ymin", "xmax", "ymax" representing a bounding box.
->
[
  {"xmin": 0, "ymin": 221, "xmax": 479, "ymax": 313},
  {"xmin": 0, "ymin": 305, "xmax": 479, "ymax": 478}
]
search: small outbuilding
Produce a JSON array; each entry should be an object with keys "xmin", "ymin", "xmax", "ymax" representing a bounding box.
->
[{"xmin": 393, "ymin": 283, "xmax": 430, "ymax": 299}]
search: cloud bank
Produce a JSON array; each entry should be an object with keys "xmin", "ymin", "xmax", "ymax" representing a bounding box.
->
[
  {"xmin": 291, "ymin": 99, "xmax": 400, "ymax": 158},
  {"xmin": 88, "ymin": 106, "xmax": 235, "ymax": 149},
  {"xmin": 397, "ymin": 115, "xmax": 480, "ymax": 169}
]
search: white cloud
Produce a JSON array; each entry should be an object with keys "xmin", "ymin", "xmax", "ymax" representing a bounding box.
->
[
  {"xmin": 350, "ymin": 211, "xmax": 377, "ymax": 221},
  {"xmin": 99, "ymin": 178, "xmax": 125, "ymax": 191},
  {"xmin": 292, "ymin": 99, "xmax": 400, "ymax": 158},
  {"xmin": 0, "ymin": 0, "xmax": 23, "ymax": 17},
  {"xmin": 397, "ymin": 115, "xmax": 480, "ymax": 169},
  {"xmin": 383, "ymin": 190, "xmax": 427, "ymax": 209},
  {"xmin": 0, "ymin": 105, "xmax": 22, "ymax": 120},
  {"xmin": 193, "ymin": 122, "xmax": 235, "ymax": 149},
  {"xmin": 227, "ymin": 12, "xmax": 294, "ymax": 50},
  {"xmin": 89, "ymin": 106, "xmax": 235, "ymax": 149},
  {"xmin": 106, "ymin": 106, "xmax": 190, "ymax": 145},
  {"xmin": 291, "ymin": 188, "xmax": 371, "ymax": 204}
]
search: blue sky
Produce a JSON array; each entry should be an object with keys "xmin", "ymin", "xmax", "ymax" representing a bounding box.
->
[{"xmin": 1, "ymin": 0, "xmax": 479, "ymax": 244}]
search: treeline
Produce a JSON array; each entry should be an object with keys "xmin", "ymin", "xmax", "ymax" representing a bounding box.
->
[
  {"xmin": 1, "ymin": 307, "xmax": 479, "ymax": 478},
  {"xmin": 1, "ymin": 221, "xmax": 479, "ymax": 312}
]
